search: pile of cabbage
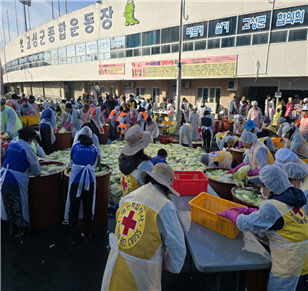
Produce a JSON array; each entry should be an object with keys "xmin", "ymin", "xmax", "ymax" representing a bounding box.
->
[
  {"xmin": 204, "ymin": 169, "xmax": 235, "ymax": 183},
  {"xmin": 47, "ymin": 141, "xmax": 205, "ymax": 204},
  {"xmin": 234, "ymin": 187, "xmax": 263, "ymax": 207},
  {"xmin": 39, "ymin": 164, "xmax": 66, "ymax": 176}
]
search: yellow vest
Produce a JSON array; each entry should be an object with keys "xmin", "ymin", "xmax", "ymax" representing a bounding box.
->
[
  {"xmin": 120, "ymin": 163, "xmax": 145, "ymax": 196},
  {"xmin": 209, "ymin": 151, "xmax": 233, "ymax": 169},
  {"xmin": 103, "ymin": 183, "xmax": 169, "ymax": 290},
  {"xmin": 247, "ymin": 140, "xmax": 274, "ymax": 169},
  {"xmin": 266, "ymin": 199, "xmax": 308, "ymax": 277},
  {"xmin": 215, "ymin": 131, "xmax": 228, "ymax": 142}
]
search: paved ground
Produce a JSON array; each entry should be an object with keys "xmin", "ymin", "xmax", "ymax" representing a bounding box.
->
[{"xmin": 1, "ymin": 220, "xmax": 243, "ymax": 291}]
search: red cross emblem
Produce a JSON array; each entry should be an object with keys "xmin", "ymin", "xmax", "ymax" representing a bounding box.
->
[
  {"xmin": 121, "ymin": 210, "xmax": 137, "ymax": 236},
  {"xmin": 293, "ymin": 207, "xmax": 304, "ymax": 218},
  {"xmin": 121, "ymin": 176, "xmax": 128, "ymax": 192}
]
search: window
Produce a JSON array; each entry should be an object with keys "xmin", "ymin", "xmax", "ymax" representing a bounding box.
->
[
  {"xmin": 67, "ymin": 45, "xmax": 75, "ymax": 57},
  {"xmin": 58, "ymin": 47, "xmax": 66, "ymax": 59},
  {"xmin": 183, "ymin": 42, "xmax": 194, "ymax": 51},
  {"xmin": 195, "ymin": 40, "xmax": 206, "ymax": 50},
  {"xmin": 133, "ymin": 48, "xmax": 141, "ymax": 57},
  {"xmin": 161, "ymin": 44, "xmax": 170, "ymax": 54},
  {"xmin": 142, "ymin": 47, "xmax": 151, "ymax": 56},
  {"xmin": 117, "ymin": 51, "xmax": 125, "ymax": 58},
  {"xmin": 142, "ymin": 30, "xmax": 160, "ymax": 46},
  {"xmin": 208, "ymin": 39, "xmax": 220, "ymax": 49},
  {"xmin": 111, "ymin": 52, "xmax": 117, "ymax": 59},
  {"xmin": 197, "ymin": 87, "xmax": 220, "ymax": 103},
  {"xmin": 221, "ymin": 37, "xmax": 235, "ymax": 48},
  {"xmin": 151, "ymin": 46, "xmax": 160, "ymax": 55},
  {"xmin": 126, "ymin": 33, "xmax": 141, "ymax": 48},
  {"xmin": 270, "ymin": 31, "xmax": 287, "ymax": 43},
  {"xmin": 236, "ymin": 35, "xmax": 251, "ymax": 46},
  {"xmin": 51, "ymin": 49, "xmax": 58, "ymax": 59},
  {"xmin": 110, "ymin": 87, "xmax": 116, "ymax": 94},
  {"xmin": 288, "ymin": 29, "xmax": 307, "ymax": 42},
  {"xmin": 86, "ymin": 41, "xmax": 97, "ymax": 55},
  {"xmin": 152, "ymin": 88, "xmax": 161, "ymax": 103},
  {"xmin": 172, "ymin": 43, "xmax": 179, "ymax": 53},
  {"xmin": 126, "ymin": 49, "xmax": 133, "ymax": 57},
  {"xmin": 161, "ymin": 26, "xmax": 179, "ymax": 43},
  {"xmin": 76, "ymin": 43, "xmax": 86, "ymax": 56},
  {"xmin": 252, "ymin": 33, "xmax": 268, "ymax": 45},
  {"xmin": 136, "ymin": 88, "xmax": 145, "ymax": 97}
]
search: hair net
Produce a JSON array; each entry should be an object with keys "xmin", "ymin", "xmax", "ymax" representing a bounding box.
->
[
  {"xmin": 252, "ymin": 101, "xmax": 258, "ymax": 106},
  {"xmin": 225, "ymin": 136, "xmax": 234, "ymax": 144},
  {"xmin": 302, "ymin": 105, "xmax": 308, "ymax": 111},
  {"xmin": 238, "ymin": 115, "xmax": 243, "ymax": 121},
  {"xmin": 277, "ymin": 117, "xmax": 286, "ymax": 124},
  {"xmin": 200, "ymin": 154, "xmax": 209, "ymax": 165},
  {"xmin": 78, "ymin": 126, "xmax": 92, "ymax": 138},
  {"xmin": 240, "ymin": 131, "xmax": 257, "ymax": 145},
  {"xmin": 207, "ymin": 107, "xmax": 212, "ymax": 112},
  {"xmin": 274, "ymin": 148, "xmax": 298, "ymax": 168},
  {"xmin": 282, "ymin": 162, "xmax": 308, "ymax": 180},
  {"xmin": 259, "ymin": 165, "xmax": 291, "ymax": 195},
  {"xmin": 281, "ymin": 124, "xmax": 292, "ymax": 138}
]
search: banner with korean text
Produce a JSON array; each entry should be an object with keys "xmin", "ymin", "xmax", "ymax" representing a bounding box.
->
[
  {"xmin": 99, "ymin": 63, "xmax": 125, "ymax": 75},
  {"xmin": 132, "ymin": 55, "xmax": 237, "ymax": 78}
]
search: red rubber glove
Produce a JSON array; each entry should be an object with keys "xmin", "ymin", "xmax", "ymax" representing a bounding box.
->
[
  {"xmin": 247, "ymin": 168, "xmax": 260, "ymax": 176},
  {"xmin": 228, "ymin": 162, "xmax": 246, "ymax": 174},
  {"xmin": 229, "ymin": 207, "xmax": 258, "ymax": 215},
  {"xmin": 217, "ymin": 209, "xmax": 240, "ymax": 225}
]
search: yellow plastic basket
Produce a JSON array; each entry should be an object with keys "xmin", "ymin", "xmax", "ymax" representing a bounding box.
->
[
  {"xmin": 271, "ymin": 137, "xmax": 285, "ymax": 149},
  {"xmin": 27, "ymin": 115, "xmax": 39, "ymax": 126},
  {"xmin": 189, "ymin": 192, "xmax": 245, "ymax": 239},
  {"xmin": 301, "ymin": 159, "xmax": 308, "ymax": 164}
]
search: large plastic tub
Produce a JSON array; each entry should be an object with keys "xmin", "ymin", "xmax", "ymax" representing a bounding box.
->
[
  {"xmin": 228, "ymin": 148, "xmax": 245, "ymax": 164},
  {"xmin": 173, "ymin": 171, "xmax": 208, "ymax": 196},
  {"xmin": 28, "ymin": 161, "xmax": 66, "ymax": 228},
  {"xmin": 99, "ymin": 125, "xmax": 109, "ymax": 145},
  {"xmin": 231, "ymin": 186, "xmax": 261, "ymax": 209},
  {"xmin": 203, "ymin": 167, "xmax": 236, "ymax": 201},
  {"xmin": 189, "ymin": 192, "xmax": 244, "ymax": 239},
  {"xmin": 64, "ymin": 164, "xmax": 112, "ymax": 228},
  {"xmin": 223, "ymin": 120, "xmax": 234, "ymax": 131},
  {"xmin": 54, "ymin": 132, "xmax": 72, "ymax": 150}
]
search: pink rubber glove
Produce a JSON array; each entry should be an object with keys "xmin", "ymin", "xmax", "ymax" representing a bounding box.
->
[
  {"xmin": 228, "ymin": 162, "xmax": 246, "ymax": 174},
  {"xmin": 238, "ymin": 141, "xmax": 242, "ymax": 149},
  {"xmin": 247, "ymin": 168, "xmax": 260, "ymax": 176},
  {"xmin": 217, "ymin": 210, "xmax": 240, "ymax": 225},
  {"xmin": 63, "ymin": 122, "xmax": 72, "ymax": 131},
  {"xmin": 229, "ymin": 207, "xmax": 258, "ymax": 215}
]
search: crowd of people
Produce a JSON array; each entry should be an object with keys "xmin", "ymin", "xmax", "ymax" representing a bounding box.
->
[{"xmin": 1, "ymin": 91, "xmax": 308, "ymax": 291}]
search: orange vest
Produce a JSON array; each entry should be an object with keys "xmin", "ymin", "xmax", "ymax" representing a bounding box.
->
[
  {"xmin": 141, "ymin": 112, "xmax": 147, "ymax": 121},
  {"xmin": 117, "ymin": 112, "xmax": 127, "ymax": 122},
  {"xmin": 108, "ymin": 109, "xmax": 117, "ymax": 120},
  {"xmin": 118, "ymin": 124, "xmax": 127, "ymax": 135}
]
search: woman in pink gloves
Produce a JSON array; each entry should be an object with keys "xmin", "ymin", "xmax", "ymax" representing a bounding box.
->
[{"xmin": 219, "ymin": 165, "xmax": 308, "ymax": 291}]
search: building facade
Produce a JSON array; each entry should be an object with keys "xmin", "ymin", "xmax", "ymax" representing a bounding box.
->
[{"xmin": 1, "ymin": 0, "xmax": 308, "ymax": 111}]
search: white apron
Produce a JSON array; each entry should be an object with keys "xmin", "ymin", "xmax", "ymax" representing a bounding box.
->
[
  {"xmin": 1, "ymin": 165, "xmax": 31, "ymax": 223},
  {"xmin": 64, "ymin": 164, "xmax": 96, "ymax": 220}
]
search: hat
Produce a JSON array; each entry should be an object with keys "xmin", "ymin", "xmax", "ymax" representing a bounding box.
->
[
  {"xmin": 121, "ymin": 125, "xmax": 151, "ymax": 156},
  {"xmin": 238, "ymin": 115, "xmax": 244, "ymax": 121},
  {"xmin": 140, "ymin": 163, "xmax": 179, "ymax": 196},
  {"xmin": 193, "ymin": 105, "xmax": 198, "ymax": 110},
  {"xmin": 304, "ymin": 98, "xmax": 308, "ymax": 103},
  {"xmin": 252, "ymin": 101, "xmax": 258, "ymax": 106},
  {"xmin": 301, "ymin": 105, "xmax": 308, "ymax": 111},
  {"xmin": 244, "ymin": 120, "xmax": 256, "ymax": 130},
  {"xmin": 207, "ymin": 107, "xmax": 212, "ymax": 112}
]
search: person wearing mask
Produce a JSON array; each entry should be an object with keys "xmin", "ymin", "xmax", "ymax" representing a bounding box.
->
[
  {"xmin": 167, "ymin": 99, "xmax": 174, "ymax": 121},
  {"xmin": 64, "ymin": 127, "xmax": 98, "ymax": 244},
  {"xmin": 62, "ymin": 103, "xmax": 83, "ymax": 138},
  {"xmin": 282, "ymin": 162, "xmax": 308, "ymax": 189},
  {"xmin": 152, "ymin": 149, "xmax": 168, "ymax": 166},
  {"xmin": 197, "ymin": 99, "xmax": 207, "ymax": 124},
  {"xmin": 189, "ymin": 105, "xmax": 200, "ymax": 141},
  {"xmin": 128, "ymin": 94, "xmax": 137, "ymax": 110},
  {"xmin": 215, "ymin": 131, "xmax": 238, "ymax": 151},
  {"xmin": 101, "ymin": 163, "xmax": 186, "ymax": 290},
  {"xmin": 137, "ymin": 107, "xmax": 148, "ymax": 131},
  {"xmin": 224, "ymin": 134, "xmax": 240, "ymax": 150},
  {"xmin": 118, "ymin": 125, "xmax": 153, "ymax": 196},
  {"xmin": 20, "ymin": 98, "xmax": 35, "ymax": 116},
  {"xmin": 200, "ymin": 151, "xmax": 236, "ymax": 169},
  {"xmin": 230, "ymin": 131, "xmax": 274, "ymax": 176},
  {"xmin": 219, "ymin": 165, "xmax": 308, "ymax": 291},
  {"xmin": 6, "ymin": 94, "xmax": 21, "ymax": 117},
  {"xmin": 285, "ymin": 97, "xmax": 294, "ymax": 119},
  {"xmin": 229, "ymin": 95, "xmax": 237, "ymax": 115},
  {"xmin": 1, "ymin": 127, "xmax": 41, "ymax": 237},
  {"xmin": 282, "ymin": 124, "xmax": 308, "ymax": 158},
  {"xmin": 146, "ymin": 117, "xmax": 159, "ymax": 142},
  {"xmin": 28, "ymin": 95, "xmax": 39, "ymax": 116},
  {"xmin": 247, "ymin": 101, "xmax": 262, "ymax": 129},
  {"xmin": 1, "ymin": 98, "xmax": 22, "ymax": 140},
  {"xmin": 233, "ymin": 114, "xmax": 245, "ymax": 136},
  {"xmin": 201, "ymin": 107, "xmax": 215, "ymax": 152},
  {"xmin": 299, "ymin": 105, "xmax": 308, "ymax": 141},
  {"xmin": 179, "ymin": 123, "xmax": 193, "ymax": 148},
  {"xmin": 79, "ymin": 104, "xmax": 90, "ymax": 124},
  {"xmin": 274, "ymin": 148, "xmax": 308, "ymax": 169},
  {"xmin": 39, "ymin": 105, "xmax": 56, "ymax": 155}
]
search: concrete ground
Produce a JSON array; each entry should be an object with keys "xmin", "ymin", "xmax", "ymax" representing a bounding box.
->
[{"xmin": 1, "ymin": 220, "xmax": 243, "ymax": 291}]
